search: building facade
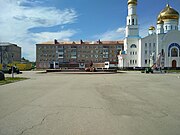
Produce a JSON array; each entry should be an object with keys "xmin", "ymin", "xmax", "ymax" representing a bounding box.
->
[
  {"xmin": 36, "ymin": 40, "xmax": 123, "ymax": 69},
  {"xmin": 0, "ymin": 42, "xmax": 21, "ymax": 65},
  {"xmin": 119, "ymin": 0, "xmax": 180, "ymax": 69}
]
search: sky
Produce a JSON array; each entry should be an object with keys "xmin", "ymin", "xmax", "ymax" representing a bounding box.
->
[{"xmin": 0, "ymin": 0, "xmax": 180, "ymax": 61}]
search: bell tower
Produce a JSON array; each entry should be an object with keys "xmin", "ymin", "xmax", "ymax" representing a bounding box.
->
[
  {"xmin": 125, "ymin": 0, "xmax": 139, "ymax": 38},
  {"xmin": 124, "ymin": 0, "xmax": 141, "ymax": 67}
]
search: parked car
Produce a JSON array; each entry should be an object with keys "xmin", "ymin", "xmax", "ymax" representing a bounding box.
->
[
  {"xmin": 145, "ymin": 67, "xmax": 153, "ymax": 73},
  {"xmin": 8, "ymin": 66, "xmax": 22, "ymax": 74}
]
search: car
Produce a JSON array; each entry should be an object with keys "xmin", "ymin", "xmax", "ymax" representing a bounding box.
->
[
  {"xmin": 145, "ymin": 67, "xmax": 153, "ymax": 73},
  {"xmin": 8, "ymin": 66, "xmax": 22, "ymax": 74}
]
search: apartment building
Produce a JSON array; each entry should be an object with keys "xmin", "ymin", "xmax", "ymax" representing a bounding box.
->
[
  {"xmin": 0, "ymin": 42, "xmax": 21, "ymax": 65},
  {"xmin": 36, "ymin": 40, "xmax": 123, "ymax": 69}
]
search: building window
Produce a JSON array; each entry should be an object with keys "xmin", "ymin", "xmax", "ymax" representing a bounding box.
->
[
  {"xmin": 145, "ymin": 59, "xmax": 148, "ymax": 64},
  {"xmin": 129, "ymin": 19, "xmax": 130, "ymax": 25},
  {"xmin": 130, "ymin": 60, "xmax": 132, "ymax": 64},
  {"xmin": 103, "ymin": 48, "xmax": 109, "ymax": 58},
  {"xmin": 161, "ymin": 49, "xmax": 164, "ymax": 56},
  {"xmin": 130, "ymin": 52, "xmax": 132, "ymax": 55},
  {"xmin": 135, "ymin": 60, "xmax": 137, "ymax": 64},
  {"xmin": 116, "ymin": 45, "xmax": 121, "ymax": 49},
  {"xmin": 145, "ymin": 50, "xmax": 147, "ymax": 55},
  {"xmin": 135, "ymin": 52, "xmax": 137, "ymax": 55},
  {"xmin": 145, "ymin": 43, "xmax": 147, "ymax": 48},
  {"xmin": 130, "ymin": 44, "xmax": 137, "ymax": 48},
  {"xmin": 171, "ymin": 48, "xmax": 178, "ymax": 57},
  {"xmin": 132, "ymin": 19, "xmax": 134, "ymax": 25}
]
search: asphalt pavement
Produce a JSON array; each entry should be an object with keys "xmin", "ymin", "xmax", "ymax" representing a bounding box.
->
[{"xmin": 0, "ymin": 71, "xmax": 180, "ymax": 135}]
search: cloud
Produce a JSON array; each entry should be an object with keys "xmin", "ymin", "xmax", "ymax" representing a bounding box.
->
[
  {"xmin": 94, "ymin": 24, "xmax": 157, "ymax": 41},
  {"xmin": 32, "ymin": 30, "xmax": 77, "ymax": 43},
  {"xmin": 94, "ymin": 27, "xmax": 125, "ymax": 40},
  {"xmin": 18, "ymin": 0, "xmax": 45, "ymax": 6},
  {"xmin": 0, "ymin": 0, "xmax": 78, "ymax": 61}
]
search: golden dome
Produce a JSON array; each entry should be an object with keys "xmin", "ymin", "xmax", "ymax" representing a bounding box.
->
[
  {"xmin": 128, "ymin": 0, "xmax": 137, "ymax": 5},
  {"xmin": 157, "ymin": 19, "xmax": 164, "ymax": 24},
  {"xmin": 149, "ymin": 26, "xmax": 155, "ymax": 30},
  {"xmin": 158, "ymin": 4, "xmax": 179, "ymax": 20},
  {"xmin": 157, "ymin": 14, "xmax": 164, "ymax": 24}
]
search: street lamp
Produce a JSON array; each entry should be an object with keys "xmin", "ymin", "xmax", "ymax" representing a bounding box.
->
[
  {"xmin": 0, "ymin": 46, "xmax": 2, "ymax": 64},
  {"xmin": 11, "ymin": 54, "xmax": 14, "ymax": 78}
]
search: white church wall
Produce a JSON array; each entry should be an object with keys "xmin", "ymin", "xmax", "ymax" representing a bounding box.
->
[
  {"xmin": 138, "ymin": 39, "xmax": 142, "ymax": 67},
  {"xmin": 125, "ymin": 37, "xmax": 140, "ymax": 67},
  {"xmin": 161, "ymin": 31, "xmax": 180, "ymax": 68},
  {"xmin": 141, "ymin": 35, "xmax": 157, "ymax": 67},
  {"xmin": 164, "ymin": 20, "xmax": 179, "ymax": 33}
]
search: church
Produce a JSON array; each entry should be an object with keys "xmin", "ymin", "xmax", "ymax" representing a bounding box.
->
[{"xmin": 118, "ymin": 0, "xmax": 180, "ymax": 69}]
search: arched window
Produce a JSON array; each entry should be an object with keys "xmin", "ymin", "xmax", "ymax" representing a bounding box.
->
[
  {"xmin": 129, "ymin": 19, "xmax": 130, "ymax": 25},
  {"xmin": 165, "ymin": 25, "xmax": 167, "ymax": 30},
  {"xmin": 130, "ymin": 44, "xmax": 137, "ymax": 48},
  {"xmin": 132, "ymin": 19, "xmax": 134, "ymax": 25},
  {"xmin": 171, "ymin": 48, "xmax": 178, "ymax": 57},
  {"xmin": 168, "ymin": 43, "xmax": 180, "ymax": 57}
]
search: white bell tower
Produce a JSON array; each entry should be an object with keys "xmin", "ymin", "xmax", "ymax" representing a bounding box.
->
[
  {"xmin": 124, "ymin": 0, "xmax": 141, "ymax": 68},
  {"xmin": 125, "ymin": 0, "xmax": 139, "ymax": 38}
]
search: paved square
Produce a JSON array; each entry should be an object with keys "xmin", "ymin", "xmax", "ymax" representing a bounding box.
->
[{"xmin": 0, "ymin": 71, "xmax": 180, "ymax": 135}]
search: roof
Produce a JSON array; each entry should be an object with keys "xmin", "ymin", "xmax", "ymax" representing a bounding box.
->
[
  {"xmin": 0, "ymin": 42, "xmax": 17, "ymax": 46},
  {"xmin": 157, "ymin": 4, "xmax": 179, "ymax": 21},
  {"xmin": 37, "ymin": 40, "xmax": 124, "ymax": 45},
  {"xmin": 149, "ymin": 26, "xmax": 155, "ymax": 30},
  {"xmin": 128, "ymin": 0, "xmax": 137, "ymax": 5}
]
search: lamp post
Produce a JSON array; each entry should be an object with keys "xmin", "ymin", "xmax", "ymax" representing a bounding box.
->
[
  {"xmin": 11, "ymin": 54, "xmax": 14, "ymax": 78},
  {"xmin": 0, "ymin": 46, "xmax": 2, "ymax": 65},
  {"xmin": 1, "ymin": 46, "xmax": 4, "ymax": 70}
]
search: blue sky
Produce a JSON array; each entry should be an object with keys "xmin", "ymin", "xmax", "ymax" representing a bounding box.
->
[{"xmin": 0, "ymin": 0, "xmax": 180, "ymax": 61}]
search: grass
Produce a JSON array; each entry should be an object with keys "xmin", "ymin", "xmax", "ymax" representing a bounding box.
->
[
  {"xmin": 0, "ymin": 77, "xmax": 28, "ymax": 85},
  {"xmin": 166, "ymin": 70, "xmax": 180, "ymax": 73}
]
